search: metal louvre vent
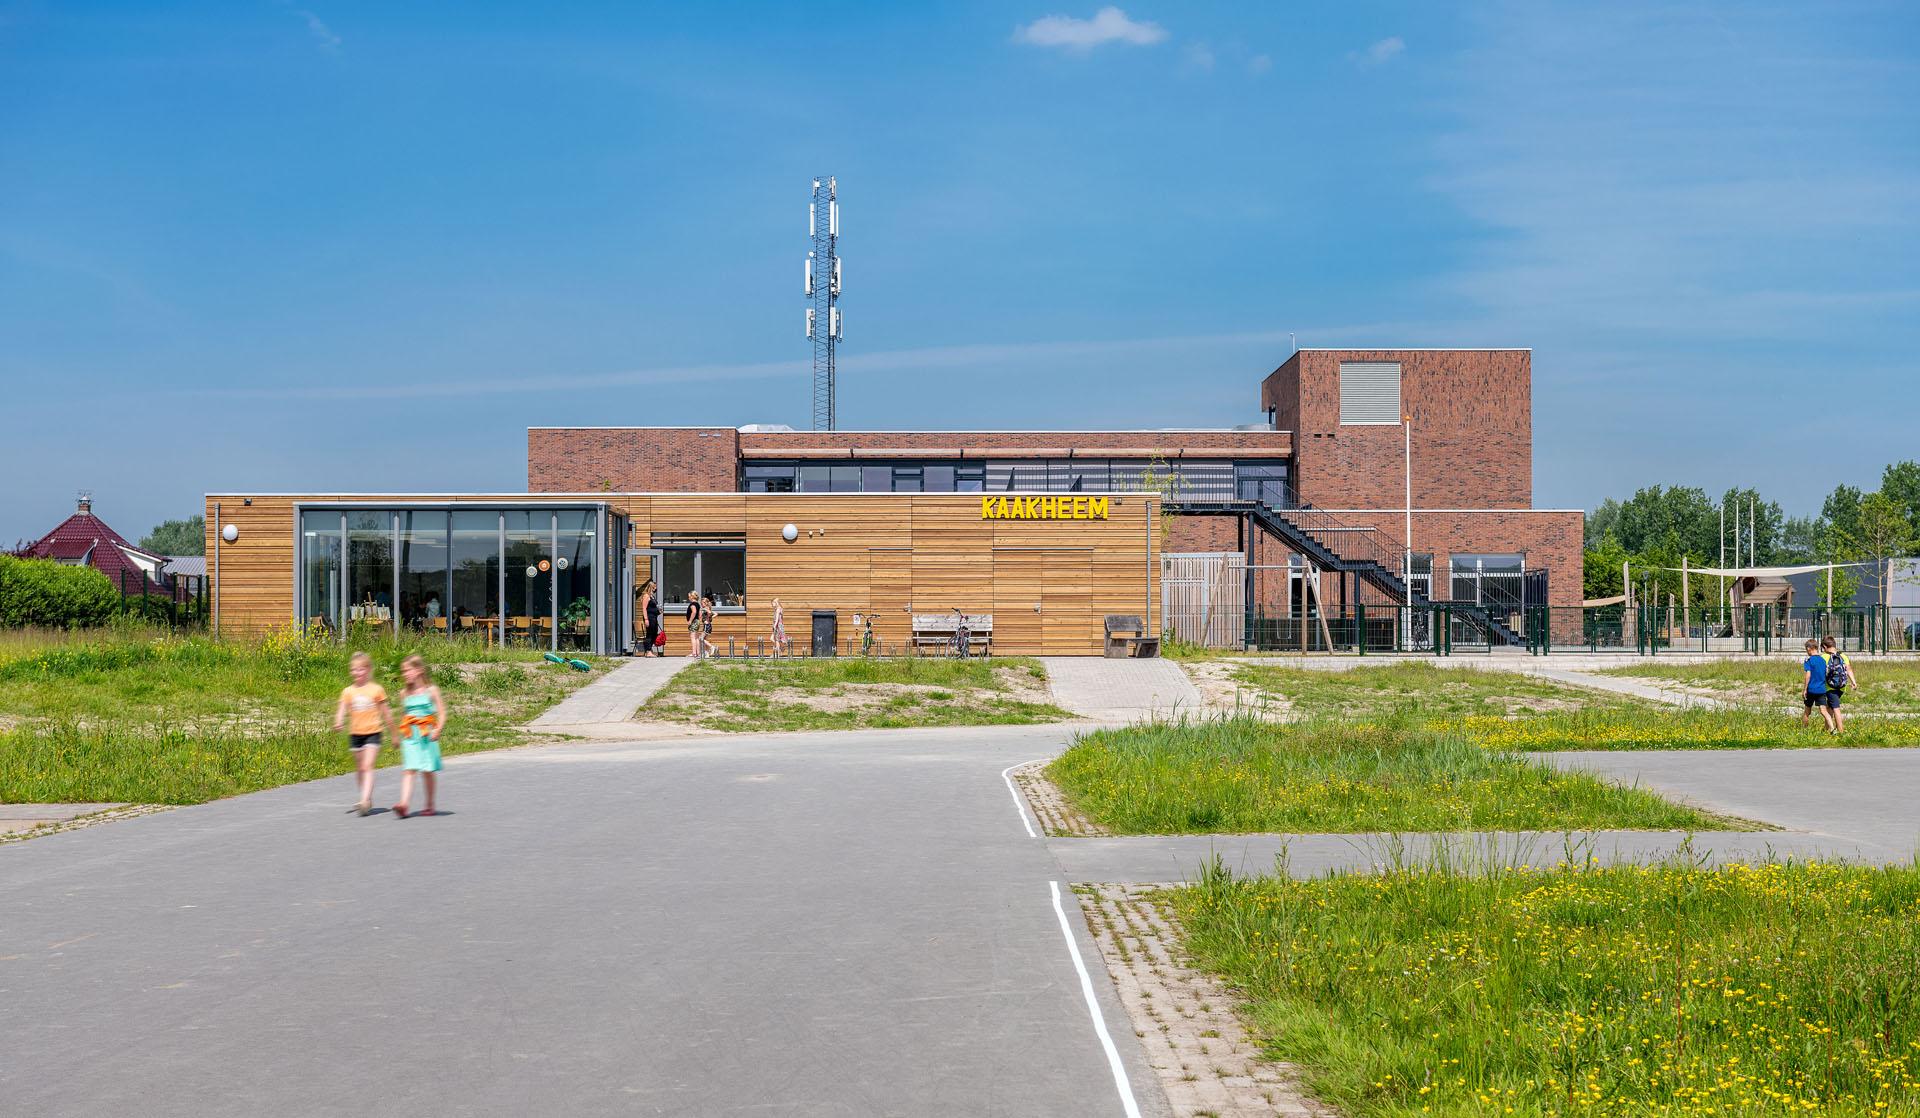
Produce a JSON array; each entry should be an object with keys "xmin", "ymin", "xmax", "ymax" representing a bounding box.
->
[{"xmin": 1338, "ymin": 361, "xmax": 1402, "ymax": 425}]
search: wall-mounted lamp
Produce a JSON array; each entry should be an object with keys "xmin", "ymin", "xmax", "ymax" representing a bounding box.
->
[
  {"xmin": 222, "ymin": 524, "xmax": 239, "ymax": 543},
  {"xmin": 782, "ymin": 523, "xmax": 798, "ymax": 543}
]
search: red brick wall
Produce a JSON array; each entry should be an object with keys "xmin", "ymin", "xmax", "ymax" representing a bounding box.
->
[
  {"xmin": 528, "ymin": 428, "xmax": 740, "ymax": 492},
  {"xmin": 1165, "ymin": 515, "xmax": 1240, "ymax": 553},
  {"xmin": 1261, "ymin": 350, "xmax": 1531, "ymax": 510}
]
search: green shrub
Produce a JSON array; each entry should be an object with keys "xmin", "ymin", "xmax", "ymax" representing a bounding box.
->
[{"xmin": 0, "ymin": 556, "xmax": 121, "ymax": 628}]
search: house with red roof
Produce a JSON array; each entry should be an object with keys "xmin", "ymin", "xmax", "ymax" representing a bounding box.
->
[{"xmin": 17, "ymin": 493, "xmax": 173, "ymax": 595}]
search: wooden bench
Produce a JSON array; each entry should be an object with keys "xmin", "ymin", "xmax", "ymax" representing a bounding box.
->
[
  {"xmin": 910, "ymin": 613, "xmax": 993, "ymax": 657},
  {"xmin": 1104, "ymin": 614, "xmax": 1160, "ymax": 658}
]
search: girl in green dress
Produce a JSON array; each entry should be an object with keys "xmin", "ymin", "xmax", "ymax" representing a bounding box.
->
[{"xmin": 392, "ymin": 654, "xmax": 446, "ymax": 819}]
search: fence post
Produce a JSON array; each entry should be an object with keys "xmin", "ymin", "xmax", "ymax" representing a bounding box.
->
[{"xmin": 1356, "ymin": 601, "xmax": 1366, "ymax": 657}]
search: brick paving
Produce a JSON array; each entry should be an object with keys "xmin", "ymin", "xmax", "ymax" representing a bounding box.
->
[
  {"xmin": 526, "ymin": 657, "xmax": 692, "ymax": 728},
  {"xmin": 1079, "ymin": 883, "xmax": 1333, "ymax": 1117},
  {"xmin": 1042, "ymin": 657, "xmax": 1206, "ymax": 723}
]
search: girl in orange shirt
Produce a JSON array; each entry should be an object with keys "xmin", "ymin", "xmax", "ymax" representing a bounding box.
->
[{"xmin": 332, "ymin": 651, "xmax": 395, "ymax": 816}]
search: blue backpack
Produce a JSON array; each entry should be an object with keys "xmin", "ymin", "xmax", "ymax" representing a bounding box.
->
[{"xmin": 1824, "ymin": 653, "xmax": 1851, "ymax": 691}]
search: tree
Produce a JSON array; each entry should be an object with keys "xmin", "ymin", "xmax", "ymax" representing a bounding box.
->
[
  {"xmin": 1602, "ymin": 486, "xmax": 1718, "ymax": 558},
  {"xmin": 1880, "ymin": 460, "xmax": 1920, "ymax": 538},
  {"xmin": 1777, "ymin": 515, "xmax": 1822, "ymax": 565},
  {"xmin": 1838, "ymin": 492, "xmax": 1919, "ymax": 605},
  {"xmin": 1585, "ymin": 499, "xmax": 1622, "ymax": 549},
  {"xmin": 1583, "ymin": 534, "xmax": 1629, "ymax": 602},
  {"xmin": 1820, "ymin": 485, "xmax": 1864, "ymax": 552},
  {"xmin": 140, "ymin": 516, "xmax": 205, "ymax": 556}
]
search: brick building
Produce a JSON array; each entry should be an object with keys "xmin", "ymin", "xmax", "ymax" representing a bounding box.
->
[
  {"xmin": 525, "ymin": 349, "xmax": 1579, "ymax": 648},
  {"xmin": 205, "ymin": 348, "xmax": 1577, "ymax": 654}
]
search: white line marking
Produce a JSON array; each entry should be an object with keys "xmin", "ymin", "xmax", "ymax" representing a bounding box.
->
[
  {"xmin": 1050, "ymin": 880, "xmax": 1143, "ymax": 1118},
  {"xmin": 1001, "ymin": 760, "xmax": 1041, "ymax": 838}
]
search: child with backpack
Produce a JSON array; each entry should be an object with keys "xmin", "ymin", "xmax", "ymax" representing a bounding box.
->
[
  {"xmin": 1800, "ymin": 639, "xmax": 1836, "ymax": 733},
  {"xmin": 1819, "ymin": 635, "xmax": 1859, "ymax": 734}
]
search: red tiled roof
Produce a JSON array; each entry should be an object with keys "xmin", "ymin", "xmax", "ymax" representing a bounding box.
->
[{"xmin": 19, "ymin": 506, "xmax": 170, "ymax": 592}]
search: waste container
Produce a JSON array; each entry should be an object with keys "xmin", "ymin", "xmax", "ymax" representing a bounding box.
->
[{"xmin": 811, "ymin": 610, "xmax": 838, "ymax": 657}]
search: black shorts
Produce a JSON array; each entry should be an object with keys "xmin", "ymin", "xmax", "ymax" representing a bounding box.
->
[
  {"xmin": 1803, "ymin": 692, "xmax": 1837, "ymax": 710},
  {"xmin": 349, "ymin": 732, "xmax": 383, "ymax": 749}
]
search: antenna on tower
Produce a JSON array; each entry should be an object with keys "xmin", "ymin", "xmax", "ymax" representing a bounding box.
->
[{"xmin": 806, "ymin": 176, "xmax": 842, "ymax": 431}]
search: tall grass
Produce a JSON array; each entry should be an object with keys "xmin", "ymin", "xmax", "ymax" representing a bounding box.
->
[
  {"xmin": 1046, "ymin": 717, "xmax": 1731, "ymax": 834},
  {"xmin": 1179, "ymin": 855, "xmax": 1920, "ymax": 1116},
  {"xmin": 1232, "ymin": 662, "xmax": 1638, "ymax": 718},
  {"xmin": 1606, "ymin": 659, "xmax": 1920, "ymax": 713},
  {"xmin": 0, "ymin": 627, "xmax": 599, "ymax": 804},
  {"xmin": 1445, "ymin": 708, "xmax": 1920, "ymax": 751}
]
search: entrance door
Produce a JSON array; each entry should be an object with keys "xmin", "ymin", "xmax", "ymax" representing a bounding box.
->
[
  {"xmin": 992, "ymin": 551, "xmax": 1045, "ymax": 655},
  {"xmin": 626, "ymin": 548, "xmax": 661, "ymax": 654},
  {"xmin": 1042, "ymin": 550, "xmax": 1094, "ymax": 654}
]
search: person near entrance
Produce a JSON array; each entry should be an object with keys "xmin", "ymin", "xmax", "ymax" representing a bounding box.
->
[
  {"xmin": 686, "ymin": 590, "xmax": 706, "ymax": 658},
  {"xmin": 770, "ymin": 598, "xmax": 790, "ymax": 656},
  {"xmin": 639, "ymin": 578, "xmax": 662, "ymax": 657}
]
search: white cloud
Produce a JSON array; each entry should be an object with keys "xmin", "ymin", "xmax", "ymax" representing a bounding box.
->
[
  {"xmin": 1013, "ymin": 7, "xmax": 1167, "ymax": 52},
  {"xmin": 274, "ymin": 2, "xmax": 340, "ymax": 51},
  {"xmin": 1247, "ymin": 53, "xmax": 1272, "ymax": 75},
  {"xmin": 1182, "ymin": 41, "xmax": 1215, "ymax": 71},
  {"xmin": 1355, "ymin": 36, "xmax": 1403, "ymax": 65}
]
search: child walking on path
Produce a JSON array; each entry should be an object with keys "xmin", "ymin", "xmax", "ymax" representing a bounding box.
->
[
  {"xmin": 333, "ymin": 651, "xmax": 394, "ymax": 817},
  {"xmin": 1800, "ymin": 639, "xmax": 1836, "ymax": 733},
  {"xmin": 1819, "ymin": 635, "xmax": 1860, "ymax": 734},
  {"xmin": 770, "ymin": 598, "xmax": 788, "ymax": 656},
  {"xmin": 392, "ymin": 654, "xmax": 446, "ymax": 819}
]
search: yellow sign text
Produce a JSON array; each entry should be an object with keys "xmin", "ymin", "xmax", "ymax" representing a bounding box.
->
[{"xmin": 980, "ymin": 495, "xmax": 1110, "ymax": 521}]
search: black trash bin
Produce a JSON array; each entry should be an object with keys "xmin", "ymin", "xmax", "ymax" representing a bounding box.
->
[{"xmin": 811, "ymin": 610, "xmax": 838, "ymax": 657}]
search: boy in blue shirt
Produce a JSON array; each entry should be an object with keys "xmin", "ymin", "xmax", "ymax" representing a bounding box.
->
[{"xmin": 1800, "ymin": 639, "xmax": 1836, "ymax": 732}]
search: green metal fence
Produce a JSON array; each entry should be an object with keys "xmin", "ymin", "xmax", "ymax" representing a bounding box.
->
[{"xmin": 1522, "ymin": 604, "xmax": 1897, "ymax": 655}]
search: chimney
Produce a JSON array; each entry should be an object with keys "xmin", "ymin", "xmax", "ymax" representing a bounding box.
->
[{"xmin": 77, "ymin": 489, "xmax": 93, "ymax": 515}]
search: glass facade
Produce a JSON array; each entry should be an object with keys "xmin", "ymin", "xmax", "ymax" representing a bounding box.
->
[
  {"xmin": 739, "ymin": 457, "xmax": 1257, "ymax": 499},
  {"xmin": 297, "ymin": 504, "xmax": 615, "ymax": 652}
]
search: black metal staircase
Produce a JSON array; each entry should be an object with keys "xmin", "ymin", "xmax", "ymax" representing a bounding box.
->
[{"xmin": 1170, "ymin": 484, "xmax": 1525, "ymax": 648}]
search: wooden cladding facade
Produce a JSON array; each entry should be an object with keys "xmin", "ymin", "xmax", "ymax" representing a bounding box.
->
[{"xmin": 203, "ymin": 493, "xmax": 1160, "ymax": 655}]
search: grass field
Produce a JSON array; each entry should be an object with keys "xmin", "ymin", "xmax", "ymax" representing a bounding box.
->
[
  {"xmin": 1604, "ymin": 658, "xmax": 1920, "ymax": 712},
  {"xmin": 1230, "ymin": 662, "xmax": 1638, "ymax": 719},
  {"xmin": 1045, "ymin": 718, "xmax": 1735, "ymax": 834},
  {"xmin": 1440, "ymin": 707, "xmax": 1920, "ymax": 751},
  {"xmin": 1177, "ymin": 856, "xmax": 1920, "ymax": 1117},
  {"xmin": 0, "ymin": 627, "xmax": 602, "ymax": 804},
  {"xmin": 638, "ymin": 657, "xmax": 1072, "ymax": 732}
]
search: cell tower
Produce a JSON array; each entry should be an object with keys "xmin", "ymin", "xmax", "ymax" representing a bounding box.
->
[{"xmin": 806, "ymin": 176, "xmax": 842, "ymax": 431}]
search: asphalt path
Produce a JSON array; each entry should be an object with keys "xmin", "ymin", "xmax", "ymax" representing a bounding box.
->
[
  {"xmin": 1, "ymin": 725, "xmax": 1164, "ymax": 1118},
  {"xmin": 7, "ymin": 725, "xmax": 1915, "ymax": 1117}
]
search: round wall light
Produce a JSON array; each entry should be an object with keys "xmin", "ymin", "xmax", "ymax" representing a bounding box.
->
[
  {"xmin": 222, "ymin": 524, "xmax": 239, "ymax": 543},
  {"xmin": 781, "ymin": 523, "xmax": 799, "ymax": 542}
]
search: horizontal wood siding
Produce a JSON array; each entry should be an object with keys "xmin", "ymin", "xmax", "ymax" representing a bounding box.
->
[{"xmin": 205, "ymin": 492, "xmax": 1159, "ymax": 654}]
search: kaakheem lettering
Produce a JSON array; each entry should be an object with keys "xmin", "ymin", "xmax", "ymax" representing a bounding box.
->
[{"xmin": 980, "ymin": 496, "xmax": 1109, "ymax": 521}]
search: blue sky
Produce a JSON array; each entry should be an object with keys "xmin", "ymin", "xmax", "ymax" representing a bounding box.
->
[{"xmin": 3, "ymin": 1, "xmax": 1916, "ymax": 543}]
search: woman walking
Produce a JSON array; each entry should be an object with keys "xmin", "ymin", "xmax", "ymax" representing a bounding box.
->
[
  {"xmin": 770, "ymin": 597, "xmax": 789, "ymax": 656},
  {"xmin": 685, "ymin": 590, "xmax": 705, "ymax": 658},
  {"xmin": 391, "ymin": 654, "xmax": 445, "ymax": 819},
  {"xmin": 700, "ymin": 592, "xmax": 717, "ymax": 658}
]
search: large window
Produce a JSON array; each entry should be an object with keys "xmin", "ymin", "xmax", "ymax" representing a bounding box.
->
[
  {"xmin": 553, "ymin": 510, "xmax": 597, "ymax": 650},
  {"xmin": 450, "ymin": 510, "xmax": 500, "ymax": 641},
  {"xmin": 300, "ymin": 510, "xmax": 343, "ymax": 631},
  {"xmin": 397, "ymin": 511, "xmax": 448, "ymax": 633},
  {"xmin": 660, "ymin": 548, "xmax": 746, "ymax": 613},
  {"xmin": 346, "ymin": 511, "xmax": 393, "ymax": 627},
  {"xmin": 1450, "ymin": 553, "xmax": 1524, "ymax": 609},
  {"xmin": 297, "ymin": 504, "xmax": 613, "ymax": 652}
]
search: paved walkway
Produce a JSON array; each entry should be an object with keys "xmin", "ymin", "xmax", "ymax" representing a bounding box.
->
[
  {"xmin": 0, "ymin": 803, "xmax": 127, "ymax": 836},
  {"xmin": 527, "ymin": 656, "xmax": 691, "ymax": 729},
  {"xmin": 6, "ymin": 717, "xmax": 1914, "ymax": 1115},
  {"xmin": 1041, "ymin": 657, "xmax": 1205, "ymax": 723},
  {"xmin": 1527, "ymin": 667, "xmax": 1728, "ymax": 708},
  {"xmin": 0, "ymin": 725, "xmax": 1167, "ymax": 1118}
]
